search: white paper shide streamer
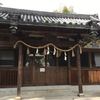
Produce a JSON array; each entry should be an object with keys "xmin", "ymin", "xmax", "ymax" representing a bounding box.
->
[
  {"xmin": 64, "ymin": 52, "xmax": 67, "ymax": 61},
  {"xmin": 53, "ymin": 48, "xmax": 56, "ymax": 55},
  {"xmin": 47, "ymin": 46, "xmax": 50, "ymax": 55},
  {"xmin": 36, "ymin": 48, "xmax": 39, "ymax": 54}
]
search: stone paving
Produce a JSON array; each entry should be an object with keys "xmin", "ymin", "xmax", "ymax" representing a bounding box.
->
[{"xmin": 0, "ymin": 85, "xmax": 100, "ymax": 100}]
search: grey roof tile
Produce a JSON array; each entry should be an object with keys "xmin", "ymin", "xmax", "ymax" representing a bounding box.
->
[{"xmin": 0, "ymin": 7, "xmax": 99, "ymax": 29}]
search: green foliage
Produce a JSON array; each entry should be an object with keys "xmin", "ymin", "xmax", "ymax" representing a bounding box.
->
[
  {"xmin": 62, "ymin": 6, "xmax": 70, "ymax": 14},
  {"xmin": 54, "ymin": 5, "xmax": 75, "ymax": 14},
  {"xmin": 0, "ymin": 3, "xmax": 3, "ymax": 6}
]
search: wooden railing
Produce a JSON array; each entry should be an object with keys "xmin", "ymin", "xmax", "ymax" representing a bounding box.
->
[{"xmin": 0, "ymin": 67, "xmax": 18, "ymax": 87}]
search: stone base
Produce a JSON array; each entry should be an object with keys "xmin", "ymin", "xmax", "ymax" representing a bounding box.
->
[
  {"xmin": 77, "ymin": 93, "xmax": 84, "ymax": 97},
  {"xmin": 14, "ymin": 96, "xmax": 22, "ymax": 100}
]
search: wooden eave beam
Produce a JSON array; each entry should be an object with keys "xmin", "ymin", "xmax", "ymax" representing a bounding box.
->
[
  {"xmin": 21, "ymin": 30, "xmax": 89, "ymax": 37},
  {"xmin": 0, "ymin": 29, "xmax": 89, "ymax": 38},
  {"xmin": 23, "ymin": 39, "xmax": 76, "ymax": 47}
]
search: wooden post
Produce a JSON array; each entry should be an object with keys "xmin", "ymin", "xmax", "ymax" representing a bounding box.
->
[
  {"xmin": 33, "ymin": 52, "xmax": 36, "ymax": 85},
  {"xmin": 76, "ymin": 46, "xmax": 84, "ymax": 96},
  {"xmin": 45, "ymin": 55, "xmax": 47, "ymax": 85},
  {"xmin": 89, "ymin": 51, "xmax": 92, "ymax": 68},
  {"xmin": 68, "ymin": 52, "xmax": 71, "ymax": 84},
  {"xmin": 17, "ymin": 43, "xmax": 23, "ymax": 97}
]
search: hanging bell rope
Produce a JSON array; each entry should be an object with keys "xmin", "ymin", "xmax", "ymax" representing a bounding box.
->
[{"xmin": 13, "ymin": 40, "xmax": 82, "ymax": 54}]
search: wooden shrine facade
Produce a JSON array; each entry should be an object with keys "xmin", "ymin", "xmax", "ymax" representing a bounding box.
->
[{"xmin": 0, "ymin": 7, "xmax": 100, "ymax": 89}]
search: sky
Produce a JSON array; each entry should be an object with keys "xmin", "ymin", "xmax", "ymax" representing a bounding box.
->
[{"xmin": 0, "ymin": 0, "xmax": 100, "ymax": 17}]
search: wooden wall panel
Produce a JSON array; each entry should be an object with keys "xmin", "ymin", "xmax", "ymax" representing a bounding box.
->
[
  {"xmin": 94, "ymin": 71, "xmax": 97, "ymax": 83},
  {"xmin": 70, "ymin": 70, "xmax": 78, "ymax": 85},
  {"xmin": 81, "ymin": 70, "xmax": 89, "ymax": 84},
  {"xmin": 89, "ymin": 70, "xmax": 100, "ymax": 84},
  {"xmin": 71, "ymin": 69, "xmax": 89, "ymax": 85},
  {"xmin": 70, "ymin": 69, "xmax": 100, "ymax": 85},
  {"xmin": 35, "ymin": 67, "xmax": 45, "ymax": 85},
  {"xmin": 0, "ymin": 68, "xmax": 17, "ymax": 87},
  {"xmin": 88, "ymin": 71, "xmax": 91, "ymax": 83},
  {"xmin": 56, "ymin": 67, "xmax": 68, "ymax": 85},
  {"xmin": 23, "ymin": 67, "xmax": 33, "ymax": 85},
  {"xmin": 46, "ymin": 67, "xmax": 57, "ymax": 85},
  {"xmin": 33, "ymin": 67, "xmax": 68, "ymax": 85},
  {"xmin": 97, "ymin": 71, "xmax": 100, "ymax": 82},
  {"xmin": 23, "ymin": 66, "xmax": 68, "ymax": 86}
]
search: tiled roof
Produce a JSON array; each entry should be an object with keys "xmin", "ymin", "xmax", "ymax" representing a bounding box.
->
[{"xmin": 0, "ymin": 7, "xmax": 99, "ymax": 28}]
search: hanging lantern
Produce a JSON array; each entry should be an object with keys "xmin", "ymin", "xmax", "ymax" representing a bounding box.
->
[
  {"xmin": 64, "ymin": 52, "xmax": 67, "ymax": 61},
  {"xmin": 53, "ymin": 48, "xmax": 56, "ymax": 55}
]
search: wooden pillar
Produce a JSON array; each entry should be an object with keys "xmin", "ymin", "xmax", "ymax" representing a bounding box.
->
[
  {"xmin": 68, "ymin": 52, "xmax": 71, "ymax": 84},
  {"xmin": 33, "ymin": 52, "xmax": 36, "ymax": 85},
  {"xmin": 45, "ymin": 55, "xmax": 47, "ymax": 85},
  {"xmin": 89, "ymin": 52, "xmax": 92, "ymax": 68},
  {"xmin": 76, "ymin": 46, "xmax": 84, "ymax": 96},
  {"xmin": 17, "ymin": 43, "xmax": 23, "ymax": 97}
]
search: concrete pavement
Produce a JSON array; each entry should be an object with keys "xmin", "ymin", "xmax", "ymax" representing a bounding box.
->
[{"xmin": 0, "ymin": 85, "xmax": 100, "ymax": 100}]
